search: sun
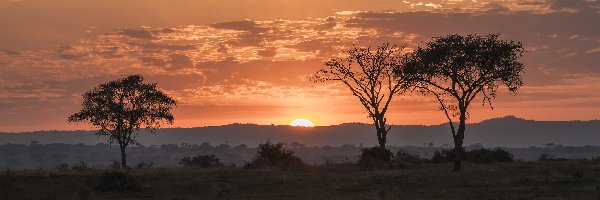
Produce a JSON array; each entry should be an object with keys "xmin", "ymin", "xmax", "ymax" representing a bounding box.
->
[{"xmin": 290, "ymin": 118, "xmax": 315, "ymax": 127}]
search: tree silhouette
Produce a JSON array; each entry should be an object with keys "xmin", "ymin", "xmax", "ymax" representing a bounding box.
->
[
  {"xmin": 402, "ymin": 34, "xmax": 525, "ymax": 171},
  {"xmin": 313, "ymin": 43, "xmax": 410, "ymax": 149},
  {"xmin": 68, "ymin": 75, "xmax": 176, "ymax": 168}
]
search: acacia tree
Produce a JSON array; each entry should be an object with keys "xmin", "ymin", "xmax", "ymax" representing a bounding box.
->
[
  {"xmin": 402, "ymin": 34, "xmax": 525, "ymax": 171},
  {"xmin": 313, "ymin": 43, "xmax": 410, "ymax": 149},
  {"xmin": 68, "ymin": 75, "xmax": 176, "ymax": 168}
]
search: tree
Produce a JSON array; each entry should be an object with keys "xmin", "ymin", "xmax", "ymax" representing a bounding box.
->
[
  {"xmin": 401, "ymin": 34, "xmax": 525, "ymax": 171},
  {"xmin": 68, "ymin": 75, "xmax": 176, "ymax": 168},
  {"xmin": 313, "ymin": 43, "xmax": 409, "ymax": 149},
  {"xmin": 246, "ymin": 140, "xmax": 303, "ymax": 169}
]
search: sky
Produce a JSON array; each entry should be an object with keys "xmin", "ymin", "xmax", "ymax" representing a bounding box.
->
[{"xmin": 0, "ymin": 0, "xmax": 599, "ymax": 132}]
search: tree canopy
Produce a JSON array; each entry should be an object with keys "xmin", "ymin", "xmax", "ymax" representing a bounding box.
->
[
  {"xmin": 68, "ymin": 74, "xmax": 176, "ymax": 167},
  {"xmin": 401, "ymin": 34, "xmax": 525, "ymax": 171},
  {"xmin": 313, "ymin": 43, "xmax": 410, "ymax": 149}
]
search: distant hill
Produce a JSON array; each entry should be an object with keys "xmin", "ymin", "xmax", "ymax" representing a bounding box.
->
[{"xmin": 1, "ymin": 116, "xmax": 598, "ymax": 147}]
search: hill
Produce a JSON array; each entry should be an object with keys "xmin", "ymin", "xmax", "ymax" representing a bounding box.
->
[{"xmin": 1, "ymin": 116, "xmax": 598, "ymax": 147}]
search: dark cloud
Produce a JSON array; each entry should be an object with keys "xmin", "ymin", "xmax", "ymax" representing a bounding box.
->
[
  {"xmin": 257, "ymin": 48, "xmax": 277, "ymax": 57},
  {"xmin": 211, "ymin": 20, "xmax": 266, "ymax": 33},
  {"xmin": 549, "ymin": 0, "xmax": 600, "ymax": 12},
  {"xmin": 140, "ymin": 56, "xmax": 166, "ymax": 67},
  {"xmin": 2, "ymin": 49, "xmax": 21, "ymax": 56},
  {"xmin": 97, "ymin": 46, "xmax": 124, "ymax": 59},
  {"xmin": 168, "ymin": 54, "xmax": 194, "ymax": 69},
  {"xmin": 140, "ymin": 43, "xmax": 198, "ymax": 51},
  {"xmin": 319, "ymin": 17, "xmax": 337, "ymax": 29},
  {"xmin": 119, "ymin": 28, "xmax": 154, "ymax": 39}
]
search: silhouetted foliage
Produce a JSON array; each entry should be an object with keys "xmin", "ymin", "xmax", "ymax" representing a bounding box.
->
[
  {"xmin": 180, "ymin": 155, "xmax": 223, "ymax": 168},
  {"xmin": 466, "ymin": 148, "xmax": 513, "ymax": 163},
  {"xmin": 95, "ymin": 171, "xmax": 141, "ymax": 192},
  {"xmin": 246, "ymin": 140, "xmax": 303, "ymax": 169},
  {"xmin": 68, "ymin": 75, "xmax": 176, "ymax": 168},
  {"xmin": 395, "ymin": 149, "xmax": 427, "ymax": 164},
  {"xmin": 110, "ymin": 161, "xmax": 122, "ymax": 170},
  {"xmin": 136, "ymin": 161, "xmax": 154, "ymax": 169},
  {"xmin": 313, "ymin": 43, "xmax": 412, "ymax": 149},
  {"xmin": 71, "ymin": 161, "xmax": 89, "ymax": 171},
  {"xmin": 432, "ymin": 148, "xmax": 513, "ymax": 164},
  {"xmin": 357, "ymin": 147, "xmax": 394, "ymax": 169},
  {"xmin": 402, "ymin": 34, "xmax": 525, "ymax": 171}
]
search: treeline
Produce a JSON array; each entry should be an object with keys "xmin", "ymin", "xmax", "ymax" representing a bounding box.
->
[{"xmin": 2, "ymin": 141, "xmax": 600, "ymax": 169}]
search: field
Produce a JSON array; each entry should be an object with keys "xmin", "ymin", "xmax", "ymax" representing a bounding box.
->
[{"xmin": 1, "ymin": 161, "xmax": 599, "ymax": 200}]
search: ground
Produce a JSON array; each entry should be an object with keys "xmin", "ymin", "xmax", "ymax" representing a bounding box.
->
[{"xmin": 1, "ymin": 161, "xmax": 598, "ymax": 200}]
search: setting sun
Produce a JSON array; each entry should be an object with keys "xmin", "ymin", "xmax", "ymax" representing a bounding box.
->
[{"xmin": 290, "ymin": 119, "xmax": 315, "ymax": 127}]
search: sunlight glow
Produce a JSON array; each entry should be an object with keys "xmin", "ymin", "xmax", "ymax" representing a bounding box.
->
[{"xmin": 290, "ymin": 118, "xmax": 315, "ymax": 127}]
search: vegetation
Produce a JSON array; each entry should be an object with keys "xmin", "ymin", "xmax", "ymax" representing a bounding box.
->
[
  {"xmin": 313, "ymin": 44, "xmax": 411, "ymax": 149},
  {"xmin": 1, "ymin": 161, "xmax": 600, "ymax": 199},
  {"xmin": 401, "ymin": 34, "xmax": 525, "ymax": 171},
  {"xmin": 180, "ymin": 155, "xmax": 223, "ymax": 168},
  {"xmin": 394, "ymin": 149, "xmax": 427, "ymax": 164},
  {"xmin": 432, "ymin": 148, "xmax": 514, "ymax": 164},
  {"xmin": 245, "ymin": 140, "xmax": 303, "ymax": 169},
  {"xmin": 94, "ymin": 171, "xmax": 142, "ymax": 192},
  {"xmin": 68, "ymin": 75, "xmax": 176, "ymax": 168},
  {"xmin": 357, "ymin": 147, "xmax": 394, "ymax": 169}
]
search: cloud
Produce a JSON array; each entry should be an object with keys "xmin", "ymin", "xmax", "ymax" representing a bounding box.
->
[
  {"xmin": 119, "ymin": 28, "xmax": 155, "ymax": 39},
  {"xmin": 168, "ymin": 54, "xmax": 194, "ymax": 69},
  {"xmin": 1, "ymin": 1, "xmax": 600, "ymax": 131},
  {"xmin": 211, "ymin": 20, "xmax": 266, "ymax": 33}
]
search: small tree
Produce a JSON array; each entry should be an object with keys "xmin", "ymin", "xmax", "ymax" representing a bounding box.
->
[
  {"xmin": 313, "ymin": 43, "xmax": 410, "ymax": 149},
  {"xmin": 68, "ymin": 75, "xmax": 176, "ymax": 168},
  {"xmin": 180, "ymin": 155, "xmax": 223, "ymax": 168},
  {"xmin": 402, "ymin": 34, "xmax": 525, "ymax": 171},
  {"xmin": 247, "ymin": 140, "xmax": 303, "ymax": 169}
]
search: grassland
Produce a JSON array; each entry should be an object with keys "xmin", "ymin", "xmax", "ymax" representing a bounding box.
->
[{"xmin": 1, "ymin": 161, "xmax": 599, "ymax": 200}]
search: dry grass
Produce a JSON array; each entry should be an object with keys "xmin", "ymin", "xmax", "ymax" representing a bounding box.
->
[{"xmin": 1, "ymin": 161, "xmax": 599, "ymax": 200}]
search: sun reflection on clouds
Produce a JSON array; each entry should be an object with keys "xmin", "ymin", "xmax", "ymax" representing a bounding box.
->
[{"xmin": 1, "ymin": 0, "xmax": 599, "ymax": 131}]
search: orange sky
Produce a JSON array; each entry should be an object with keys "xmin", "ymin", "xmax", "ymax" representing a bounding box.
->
[{"xmin": 0, "ymin": 0, "xmax": 599, "ymax": 132}]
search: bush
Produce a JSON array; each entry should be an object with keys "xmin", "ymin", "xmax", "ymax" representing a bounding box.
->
[
  {"xmin": 431, "ymin": 148, "xmax": 458, "ymax": 164},
  {"xmin": 56, "ymin": 163, "xmax": 69, "ymax": 172},
  {"xmin": 357, "ymin": 147, "xmax": 394, "ymax": 169},
  {"xmin": 246, "ymin": 140, "xmax": 303, "ymax": 169},
  {"xmin": 95, "ymin": 171, "xmax": 141, "ymax": 192},
  {"xmin": 136, "ymin": 161, "xmax": 154, "ymax": 169},
  {"xmin": 180, "ymin": 155, "xmax": 223, "ymax": 168},
  {"xmin": 72, "ymin": 161, "xmax": 89, "ymax": 171},
  {"xmin": 431, "ymin": 148, "xmax": 513, "ymax": 164},
  {"xmin": 490, "ymin": 148, "xmax": 514, "ymax": 163},
  {"xmin": 395, "ymin": 149, "xmax": 426, "ymax": 164},
  {"xmin": 110, "ymin": 161, "xmax": 121, "ymax": 170}
]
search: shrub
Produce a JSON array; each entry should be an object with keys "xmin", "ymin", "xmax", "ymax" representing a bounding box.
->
[
  {"xmin": 431, "ymin": 148, "xmax": 513, "ymax": 164},
  {"xmin": 357, "ymin": 147, "xmax": 394, "ymax": 169},
  {"xmin": 72, "ymin": 161, "xmax": 89, "ymax": 171},
  {"xmin": 95, "ymin": 171, "xmax": 141, "ymax": 192},
  {"xmin": 538, "ymin": 152, "xmax": 555, "ymax": 162},
  {"xmin": 395, "ymin": 149, "xmax": 426, "ymax": 164},
  {"xmin": 180, "ymin": 155, "xmax": 223, "ymax": 168},
  {"xmin": 431, "ymin": 148, "xmax": 458, "ymax": 164},
  {"xmin": 56, "ymin": 163, "xmax": 69, "ymax": 172},
  {"xmin": 490, "ymin": 148, "xmax": 514, "ymax": 163},
  {"xmin": 136, "ymin": 161, "xmax": 154, "ymax": 169},
  {"xmin": 246, "ymin": 140, "xmax": 303, "ymax": 169},
  {"xmin": 110, "ymin": 161, "xmax": 121, "ymax": 170}
]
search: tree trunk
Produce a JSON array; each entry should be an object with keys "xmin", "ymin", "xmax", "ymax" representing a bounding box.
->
[
  {"xmin": 120, "ymin": 145, "xmax": 127, "ymax": 168},
  {"xmin": 375, "ymin": 116, "xmax": 387, "ymax": 149},
  {"xmin": 377, "ymin": 128, "xmax": 387, "ymax": 149},
  {"xmin": 453, "ymin": 110, "xmax": 466, "ymax": 172}
]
